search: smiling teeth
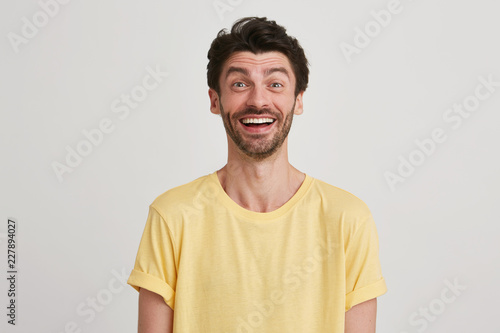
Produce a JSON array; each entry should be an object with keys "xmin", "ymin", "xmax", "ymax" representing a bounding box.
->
[{"xmin": 241, "ymin": 118, "xmax": 275, "ymax": 124}]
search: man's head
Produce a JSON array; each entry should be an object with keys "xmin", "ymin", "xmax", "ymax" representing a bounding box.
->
[
  {"xmin": 207, "ymin": 17, "xmax": 309, "ymax": 97},
  {"xmin": 207, "ymin": 17, "xmax": 309, "ymax": 161}
]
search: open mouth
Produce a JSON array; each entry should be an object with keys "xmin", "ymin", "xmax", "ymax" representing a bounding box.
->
[{"xmin": 240, "ymin": 117, "xmax": 276, "ymax": 128}]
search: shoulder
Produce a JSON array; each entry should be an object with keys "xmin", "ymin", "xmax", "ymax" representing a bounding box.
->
[
  {"xmin": 310, "ymin": 177, "xmax": 372, "ymax": 217},
  {"xmin": 150, "ymin": 173, "xmax": 217, "ymax": 217},
  {"xmin": 311, "ymin": 178, "xmax": 378, "ymax": 242}
]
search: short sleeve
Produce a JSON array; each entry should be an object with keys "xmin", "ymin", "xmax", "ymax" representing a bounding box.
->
[
  {"xmin": 344, "ymin": 213, "xmax": 387, "ymax": 311},
  {"xmin": 127, "ymin": 205, "xmax": 178, "ymax": 309}
]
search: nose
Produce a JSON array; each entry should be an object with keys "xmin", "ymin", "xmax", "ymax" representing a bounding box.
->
[{"xmin": 246, "ymin": 85, "xmax": 270, "ymax": 109}]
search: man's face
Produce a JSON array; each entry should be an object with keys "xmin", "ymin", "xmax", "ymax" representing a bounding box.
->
[{"xmin": 209, "ymin": 51, "xmax": 304, "ymax": 161}]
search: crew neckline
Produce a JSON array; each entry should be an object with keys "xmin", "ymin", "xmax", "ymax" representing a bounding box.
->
[{"xmin": 209, "ymin": 170, "xmax": 314, "ymax": 221}]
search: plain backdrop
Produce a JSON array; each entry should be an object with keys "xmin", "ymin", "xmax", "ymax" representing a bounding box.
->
[{"xmin": 1, "ymin": 0, "xmax": 499, "ymax": 332}]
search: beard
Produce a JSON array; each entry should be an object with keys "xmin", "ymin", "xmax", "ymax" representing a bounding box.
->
[{"xmin": 219, "ymin": 100, "xmax": 296, "ymax": 161}]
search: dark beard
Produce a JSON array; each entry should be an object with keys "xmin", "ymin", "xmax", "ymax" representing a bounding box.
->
[{"xmin": 219, "ymin": 100, "xmax": 296, "ymax": 161}]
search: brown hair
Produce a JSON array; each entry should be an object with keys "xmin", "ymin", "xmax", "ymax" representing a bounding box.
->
[{"xmin": 207, "ymin": 17, "xmax": 309, "ymax": 97}]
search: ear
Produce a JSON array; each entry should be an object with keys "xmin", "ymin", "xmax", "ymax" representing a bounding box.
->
[
  {"xmin": 293, "ymin": 91, "xmax": 304, "ymax": 115},
  {"xmin": 209, "ymin": 88, "xmax": 220, "ymax": 115}
]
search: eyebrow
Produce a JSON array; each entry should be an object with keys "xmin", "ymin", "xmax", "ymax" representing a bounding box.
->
[
  {"xmin": 225, "ymin": 66, "xmax": 290, "ymax": 79},
  {"xmin": 265, "ymin": 67, "xmax": 290, "ymax": 79},
  {"xmin": 225, "ymin": 67, "xmax": 249, "ymax": 79}
]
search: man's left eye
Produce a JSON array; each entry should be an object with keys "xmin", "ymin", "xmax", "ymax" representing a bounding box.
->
[{"xmin": 270, "ymin": 83, "xmax": 283, "ymax": 88}]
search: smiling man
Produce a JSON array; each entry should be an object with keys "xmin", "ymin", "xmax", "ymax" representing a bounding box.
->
[
  {"xmin": 127, "ymin": 17, "xmax": 387, "ymax": 333},
  {"xmin": 213, "ymin": 51, "xmax": 299, "ymax": 162}
]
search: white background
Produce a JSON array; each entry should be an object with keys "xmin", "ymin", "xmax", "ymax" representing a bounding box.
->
[{"xmin": 1, "ymin": 0, "xmax": 499, "ymax": 332}]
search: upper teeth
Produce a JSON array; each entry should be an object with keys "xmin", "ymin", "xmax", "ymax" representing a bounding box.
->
[{"xmin": 241, "ymin": 118, "xmax": 275, "ymax": 124}]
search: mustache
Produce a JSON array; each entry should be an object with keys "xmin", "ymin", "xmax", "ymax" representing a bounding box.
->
[{"xmin": 233, "ymin": 107, "xmax": 281, "ymax": 120}]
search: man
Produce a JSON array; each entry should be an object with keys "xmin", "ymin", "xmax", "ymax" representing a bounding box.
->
[{"xmin": 127, "ymin": 17, "xmax": 387, "ymax": 332}]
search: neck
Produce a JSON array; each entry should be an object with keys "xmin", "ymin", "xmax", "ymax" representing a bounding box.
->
[{"xmin": 217, "ymin": 139, "xmax": 305, "ymax": 213}]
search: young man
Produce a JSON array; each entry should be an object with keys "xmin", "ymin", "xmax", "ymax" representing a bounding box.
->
[{"xmin": 127, "ymin": 17, "xmax": 387, "ymax": 333}]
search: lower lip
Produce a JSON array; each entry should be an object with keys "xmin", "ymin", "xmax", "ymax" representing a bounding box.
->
[{"xmin": 239, "ymin": 120, "xmax": 276, "ymax": 133}]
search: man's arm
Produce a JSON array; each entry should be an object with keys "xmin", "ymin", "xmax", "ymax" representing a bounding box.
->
[
  {"xmin": 138, "ymin": 287, "xmax": 174, "ymax": 333},
  {"xmin": 345, "ymin": 298, "xmax": 377, "ymax": 333}
]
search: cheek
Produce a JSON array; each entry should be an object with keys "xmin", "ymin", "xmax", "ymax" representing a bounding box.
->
[
  {"xmin": 221, "ymin": 96, "xmax": 245, "ymax": 112},
  {"xmin": 277, "ymin": 97, "xmax": 296, "ymax": 112}
]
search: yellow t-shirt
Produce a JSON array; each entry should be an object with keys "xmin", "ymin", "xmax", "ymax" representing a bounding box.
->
[{"xmin": 127, "ymin": 171, "xmax": 387, "ymax": 332}]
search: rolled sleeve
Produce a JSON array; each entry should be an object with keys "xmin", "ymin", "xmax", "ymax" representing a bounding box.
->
[
  {"xmin": 344, "ymin": 213, "xmax": 387, "ymax": 311},
  {"xmin": 127, "ymin": 205, "xmax": 178, "ymax": 310}
]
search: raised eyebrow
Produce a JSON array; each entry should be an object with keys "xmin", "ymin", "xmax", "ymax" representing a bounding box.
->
[
  {"xmin": 265, "ymin": 67, "xmax": 290, "ymax": 79},
  {"xmin": 225, "ymin": 67, "xmax": 290, "ymax": 79},
  {"xmin": 225, "ymin": 67, "xmax": 249, "ymax": 79}
]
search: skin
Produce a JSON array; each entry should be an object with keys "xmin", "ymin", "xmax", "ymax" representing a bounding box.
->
[
  {"xmin": 208, "ymin": 51, "xmax": 305, "ymax": 213},
  {"xmin": 345, "ymin": 298, "xmax": 377, "ymax": 333},
  {"xmin": 138, "ymin": 50, "xmax": 377, "ymax": 332},
  {"xmin": 138, "ymin": 287, "xmax": 173, "ymax": 333}
]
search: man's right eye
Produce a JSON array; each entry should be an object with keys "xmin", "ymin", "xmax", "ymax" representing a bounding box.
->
[{"xmin": 232, "ymin": 82, "xmax": 246, "ymax": 88}]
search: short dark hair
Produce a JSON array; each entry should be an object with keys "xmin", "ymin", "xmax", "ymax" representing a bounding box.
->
[{"xmin": 207, "ymin": 17, "xmax": 309, "ymax": 97}]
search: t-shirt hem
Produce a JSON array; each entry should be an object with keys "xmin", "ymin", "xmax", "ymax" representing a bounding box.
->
[
  {"xmin": 345, "ymin": 277, "xmax": 387, "ymax": 311},
  {"xmin": 127, "ymin": 269, "xmax": 176, "ymax": 310}
]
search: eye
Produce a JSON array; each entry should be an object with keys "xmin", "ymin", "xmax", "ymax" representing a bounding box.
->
[
  {"xmin": 232, "ymin": 82, "xmax": 247, "ymax": 88},
  {"xmin": 270, "ymin": 82, "xmax": 283, "ymax": 88}
]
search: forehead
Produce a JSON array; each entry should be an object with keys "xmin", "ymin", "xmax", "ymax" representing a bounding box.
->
[{"xmin": 222, "ymin": 51, "xmax": 294, "ymax": 77}]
